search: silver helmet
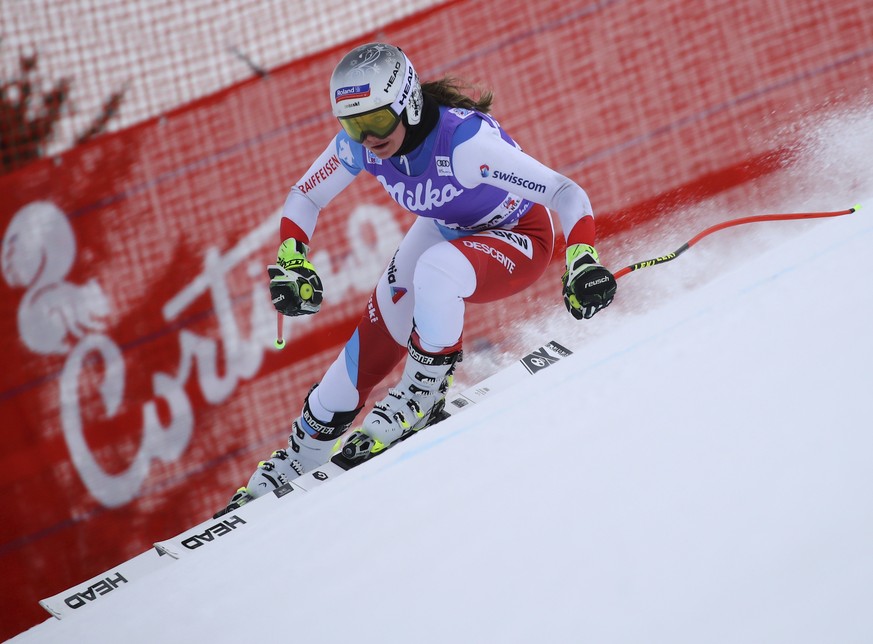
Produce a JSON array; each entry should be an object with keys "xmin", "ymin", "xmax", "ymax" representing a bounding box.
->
[{"xmin": 329, "ymin": 43, "xmax": 423, "ymax": 141}]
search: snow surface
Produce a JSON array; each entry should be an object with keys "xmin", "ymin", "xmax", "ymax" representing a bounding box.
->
[{"xmin": 12, "ymin": 113, "xmax": 873, "ymax": 643}]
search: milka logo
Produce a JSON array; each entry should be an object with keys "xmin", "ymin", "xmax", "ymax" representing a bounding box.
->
[
  {"xmin": 376, "ymin": 176, "xmax": 463, "ymax": 212},
  {"xmin": 2, "ymin": 201, "xmax": 404, "ymax": 508}
]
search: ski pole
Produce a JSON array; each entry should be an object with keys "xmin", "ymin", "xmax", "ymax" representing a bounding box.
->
[
  {"xmin": 274, "ymin": 311, "xmax": 285, "ymax": 349},
  {"xmin": 614, "ymin": 205, "xmax": 861, "ymax": 280}
]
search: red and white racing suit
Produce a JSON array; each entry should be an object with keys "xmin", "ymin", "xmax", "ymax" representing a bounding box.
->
[{"xmin": 281, "ymin": 106, "xmax": 596, "ymax": 429}]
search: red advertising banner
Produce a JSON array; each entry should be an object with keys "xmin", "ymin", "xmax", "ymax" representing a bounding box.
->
[{"xmin": 2, "ymin": 0, "xmax": 870, "ymax": 638}]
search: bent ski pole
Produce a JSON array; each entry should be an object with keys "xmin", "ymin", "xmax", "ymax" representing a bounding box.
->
[{"xmin": 614, "ymin": 205, "xmax": 861, "ymax": 280}]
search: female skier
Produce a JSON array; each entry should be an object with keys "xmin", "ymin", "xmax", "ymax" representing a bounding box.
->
[{"xmin": 218, "ymin": 42, "xmax": 616, "ymax": 513}]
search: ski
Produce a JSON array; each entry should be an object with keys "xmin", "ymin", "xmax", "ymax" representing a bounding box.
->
[
  {"xmin": 286, "ymin": 339, "xmax": 573, "ymax": 489},
  {"xmin": 40, "ymin": 338, "xmax": 573, "ymax": 619},
  {"xmin": 156, "ymin": 339, "xmax": 574, "ymax": 562}
]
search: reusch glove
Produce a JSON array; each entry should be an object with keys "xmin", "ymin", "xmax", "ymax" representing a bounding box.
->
[
  {"xmin": 268, "ymin": 239, "xmax": 324, "ymax": 316},
  {"xmin": 562, "ymin": 243, "xmax": 616, "ymax": 320}
]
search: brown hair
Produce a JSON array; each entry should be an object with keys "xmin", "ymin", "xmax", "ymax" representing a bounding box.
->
[{"xmin": 421, "ymin": 76, "xmax": 494, "ymax": 114}]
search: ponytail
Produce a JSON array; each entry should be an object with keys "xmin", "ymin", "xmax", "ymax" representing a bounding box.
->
[{"xmin": 421, "ymin": 77, "xmax": 494, "ymax": 114}]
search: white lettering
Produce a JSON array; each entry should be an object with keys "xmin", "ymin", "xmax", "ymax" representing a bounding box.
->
[
  {"xmin": 462, "ymin": 240, "xmax": 516, "ymax": 273},
  {"xmin": 376, "ymin": 176, "xmax": 463, "ymax": 212},
  {"xmin": 6, "ymin": 201, "xmax": 405, "ymax": 508},
  {"xmin": 480, "ymin": 229, "xmax": 533, "ymax": 259}
]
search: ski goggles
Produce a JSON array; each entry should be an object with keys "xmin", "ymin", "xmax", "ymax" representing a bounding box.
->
[{"xmin": 338, "ymin": 105, "xmax": 402, "ymax": 143}]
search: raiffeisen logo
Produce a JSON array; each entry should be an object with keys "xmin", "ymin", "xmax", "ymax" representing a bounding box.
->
[
  {"xmin": 335, "ymin": 84, "xmax": 371, "ymax": 102},
  {"xmin": 480, "ymin": 164, "xmax": 490, "ymax": 177}
]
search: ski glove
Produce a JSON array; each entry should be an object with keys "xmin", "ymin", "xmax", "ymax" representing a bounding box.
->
[
  {"xmin": 562, "ymin": 243, "xmax": 617, "ymax": 320},
  {"xmin": 268, "ymin": 239, "xmax": 324, "ymax": 316}
]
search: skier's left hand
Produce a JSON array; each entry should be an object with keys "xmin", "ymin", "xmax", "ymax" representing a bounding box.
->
[{"xmin": 562, "ymin": 243, "xmax": 616, "ymax": 319}]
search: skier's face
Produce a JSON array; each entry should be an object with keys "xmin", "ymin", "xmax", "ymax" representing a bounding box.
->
[{"xmin": 361, "ymin": 121, "xmax": 406, "ymax": 159}]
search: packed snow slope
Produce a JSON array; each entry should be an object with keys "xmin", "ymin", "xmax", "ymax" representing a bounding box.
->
[{"xmin": 13, "ymin": 121, "xmax": 873, "ymax": 643}]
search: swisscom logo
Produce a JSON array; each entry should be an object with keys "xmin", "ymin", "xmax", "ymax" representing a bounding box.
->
[{"xmin": 479, "ymin": 165, "xmax": 546, "ymax": 193}]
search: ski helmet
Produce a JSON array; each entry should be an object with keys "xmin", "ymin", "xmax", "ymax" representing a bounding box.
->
[{"xmin": 329, "ymin": 43, "xmax": 423, "ymax": 142}]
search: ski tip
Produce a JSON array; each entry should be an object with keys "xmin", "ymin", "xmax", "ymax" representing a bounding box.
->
[{"xmin": 851, "ymin": 203, "xmax": 862, "ymax": 212}]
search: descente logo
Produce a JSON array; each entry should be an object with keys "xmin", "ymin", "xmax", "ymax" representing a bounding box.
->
[{"xmin": 479, "ymin": 165, "xmax": 546, "ymax": 193}]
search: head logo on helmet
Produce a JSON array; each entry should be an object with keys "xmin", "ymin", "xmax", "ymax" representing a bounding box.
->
[{"xmin": 330, "ymin": 43, "xmax": 423, "ymax": 141}]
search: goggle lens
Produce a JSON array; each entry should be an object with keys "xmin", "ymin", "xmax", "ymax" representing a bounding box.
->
[{"xmin": 338, "ymin": 106, "xmax": 402, "ymax": 143}]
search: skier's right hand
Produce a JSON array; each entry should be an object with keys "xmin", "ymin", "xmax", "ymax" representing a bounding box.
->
[{"xmin": 268, "ymin": 238, "xmax": 324, "ymax": 316}]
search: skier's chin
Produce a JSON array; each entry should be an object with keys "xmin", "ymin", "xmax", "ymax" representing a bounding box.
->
[{"xmin": 365, "ymin": 139, "xmax": 396, "ymax": 158}]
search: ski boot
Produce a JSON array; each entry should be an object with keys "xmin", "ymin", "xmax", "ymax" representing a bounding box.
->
[
  {"xmin": 337, "ymin": 332, "xmax": 460, "ymax": 466},
  {"xmin": 213, "ymin": 448, "xmax": 301, "ymax": 518},
  {"xmin": 212, "ymin": 387, "xmax": 360, "ymax": 517},
  {"xmin": 213, "ymin": 487, "xmax": 255, "ymax": 519}
]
